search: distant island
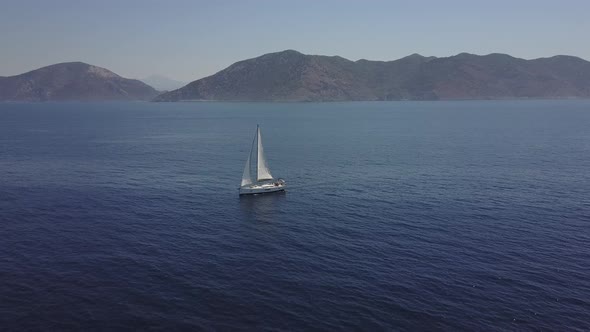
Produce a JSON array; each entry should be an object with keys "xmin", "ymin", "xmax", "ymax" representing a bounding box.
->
[
  {"xmin": 0, "ymin": 62, "xmax": 158, "ymax": 102},
  {"xmin": 155, "ymin": 50, "xmax": 590, "ymax": 102},
  {"xmin": 140, "ymin": 75, "xmax": 186, "ymax": 92}
]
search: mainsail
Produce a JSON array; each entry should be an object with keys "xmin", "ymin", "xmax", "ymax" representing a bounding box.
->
[
  {"xmin": 241, "ymin": 128, "xmax": 257, "ymax": 187},
  {"xmin": 240, "ymin": 152, "xmax": 252, "ymax": 187},
  {"xmin": 256, "ymin": 126, "xmax": 273, "ymax": 181}
]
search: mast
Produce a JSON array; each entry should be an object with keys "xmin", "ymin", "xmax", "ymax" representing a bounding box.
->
[{"xmin": 256, "ymin": 125, "xmax": 273, "ymax": 181}]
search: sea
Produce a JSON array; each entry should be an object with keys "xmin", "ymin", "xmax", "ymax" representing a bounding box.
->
[{"xmin": 1, "ymin": 100, "xmax": 589, "ymax": 331}]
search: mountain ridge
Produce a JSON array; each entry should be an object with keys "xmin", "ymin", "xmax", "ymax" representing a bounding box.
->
[
  {"xmin": 154, "ymin": 50, "xmax": 590, "ymax": 102},
  {"xmin": 0, "ymin": 62, "xmax": 158, "ymax": 102}
]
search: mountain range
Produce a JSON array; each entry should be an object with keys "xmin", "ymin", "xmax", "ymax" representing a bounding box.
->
[
  {"xmin": 0, "ymin": 62, "xmax": 158, "ymax": 101},
  {"xmin": 155, "ymin": 50, "xmax": 590, "ymax": 102},
  {"xmin": 2, "ymin": 51, "xmax": 590, "ymax": 102}
]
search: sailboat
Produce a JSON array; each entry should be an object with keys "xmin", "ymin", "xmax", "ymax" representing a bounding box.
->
[{"xmin": 239, "ymin": 125, "xmax": 286, "ymax": 195}]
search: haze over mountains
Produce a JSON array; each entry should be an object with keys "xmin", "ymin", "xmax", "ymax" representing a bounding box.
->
[
  {"xmin": 2, "ymin": 51, "xmax": 590, "ymax": 102},
  {"xmin": 155, "ymin": 50, "xmax": 590, "ymax": 102},
  {"xmin": 140, "ymin": 75, "xmax": 186, "ymax": 92},
  {"xmin": 0, "ymin": 62, "xmax": 158, "ymax": 101}
]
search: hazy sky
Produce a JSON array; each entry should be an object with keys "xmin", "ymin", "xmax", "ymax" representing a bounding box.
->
[{"xmin": 1, "ymin": 0, "xmax": 588, "ymax": 82}]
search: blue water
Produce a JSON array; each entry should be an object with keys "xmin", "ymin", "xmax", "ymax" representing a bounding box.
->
[{"xmin": 1, "ymin": 101, "xmax": 589, "ymax": 330}]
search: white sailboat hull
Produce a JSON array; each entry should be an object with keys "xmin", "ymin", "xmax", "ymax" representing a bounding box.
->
[{"xmin": 239, "ymin": 181, "xmax": 286, "ymax": 195}]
